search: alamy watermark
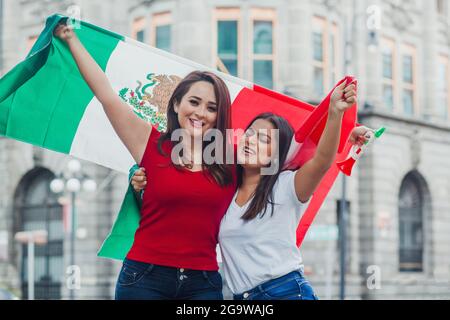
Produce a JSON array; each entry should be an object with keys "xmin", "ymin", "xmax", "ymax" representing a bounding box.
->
[
  {"xmin": 170, "ymin": 128, "xmax": 281, "ymax": 176},
  {"xmin": 66, "ymin": 265, "xmax": 81, "ymax": 291},
  {"xmin": 366, "ymin": 265, "xmax": 382, "ymax": 290}
]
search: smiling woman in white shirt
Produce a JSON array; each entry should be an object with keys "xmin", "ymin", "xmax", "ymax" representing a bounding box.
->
[{"xmin": 218, "ymin": 81, "xmax": 357, "ymax": 300}]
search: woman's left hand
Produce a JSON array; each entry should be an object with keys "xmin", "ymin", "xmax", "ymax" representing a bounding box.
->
[
  {"xmin": 349, "ymin": 126, "xmax": 374, "ymax": 147},
  {"xmin": 330, "ymin": 81, "xmax": 357, "ymax": 114}
]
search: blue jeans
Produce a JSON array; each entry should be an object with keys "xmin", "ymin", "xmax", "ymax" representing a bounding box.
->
[
  {"xmin": 233, "ymin": 270, "xmax": 318, "ymax": 300},
  {"xmin": 115, "ymin": 258, "xmax": 223, "ymax": 300}
]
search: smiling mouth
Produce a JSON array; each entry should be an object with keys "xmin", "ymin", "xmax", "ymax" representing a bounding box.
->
[
  {"xmin": 189, "ymin": 118, "xmax": 205, "ymax": 129},
  {"xmin": 243, "ymin": 146, "xmax": 255, "ymax": 155}
]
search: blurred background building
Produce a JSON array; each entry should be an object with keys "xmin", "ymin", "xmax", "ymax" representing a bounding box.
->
[{"xmin": 0, "ymin": 0, "xmax": 449, "ymax": 299}]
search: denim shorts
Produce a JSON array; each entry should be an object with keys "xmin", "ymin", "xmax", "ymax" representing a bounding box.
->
[
  {"xmin": 233, "ymin": 270, "xmax": 318, "ymax": 301},
  {"xmin": 115, "ymin": 258, "xmax": 223, "ymax": 300}
]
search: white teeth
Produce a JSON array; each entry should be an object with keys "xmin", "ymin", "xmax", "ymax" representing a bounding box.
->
[
  {"xmin": 190, "ymin": 119, "xmax": 204, "ymax": 128},
  {"xmin": 243, "ymin": 146, "xmax": 254, "ymax": 155}
]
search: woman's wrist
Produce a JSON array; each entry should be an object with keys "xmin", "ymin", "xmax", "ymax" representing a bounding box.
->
[
  {"xmin": 328, "ymin": 104, "xmax": 345, "ymax": 119},
  {"xmin": 66, "ymin": 35, "xmax": 78, "ymax": 47}
]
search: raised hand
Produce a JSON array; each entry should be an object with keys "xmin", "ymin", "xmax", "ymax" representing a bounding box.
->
[
  {"xmin": 53, "ymin": 23, "xmax": 76, "ymax": 42},
  {"xmin": 330, "ymin": 81, "xmax": 357, "ymax": 114},
  {"xmin": 349, "ymin": 126, "xmax": 374, "ymax": 147}
]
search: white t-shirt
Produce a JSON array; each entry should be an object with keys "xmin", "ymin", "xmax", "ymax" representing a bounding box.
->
[{"xmin": 218, "ymin": 170, "xmax": 310, "ymax": 295}]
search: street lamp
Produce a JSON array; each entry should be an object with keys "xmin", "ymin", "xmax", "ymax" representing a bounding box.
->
[
  {"xmin": 15, "ymin": 230, "xmax": 48, "ymax": 300},
  {"xmin": 50, "ymin": 159, "xmax": 96, "ymax": 300}
]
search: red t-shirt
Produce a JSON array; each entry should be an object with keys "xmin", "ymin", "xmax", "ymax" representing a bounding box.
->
[{"xmin": 126, "ymin": 129, "xmax": 237, "ymax": 271}]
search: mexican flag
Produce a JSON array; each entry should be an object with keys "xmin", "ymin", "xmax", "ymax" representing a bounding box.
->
[{"xmin": 0, "ymin": 15, "xmax": 357, "ymax": 260}]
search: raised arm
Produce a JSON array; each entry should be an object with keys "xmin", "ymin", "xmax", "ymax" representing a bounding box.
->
[
  {"xmin": 294, "ymin": 81, "xmax": 357, "ymax": 203},
  {"xmin": 54, "ymin": 23, "xmax": 151, "ymax": 164}
]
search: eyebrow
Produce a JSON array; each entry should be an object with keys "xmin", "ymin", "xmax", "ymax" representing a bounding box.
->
[
  {"xmin": 249, "ymin": 127, "xmax": 271, "ymax": 140},
  {"xmin": 189, "ymin": 96, "xmax": 217, "ymax": 106},
  {"xmin": 259, "ymin": 132, "xmax": 271, "ymax": 141}
]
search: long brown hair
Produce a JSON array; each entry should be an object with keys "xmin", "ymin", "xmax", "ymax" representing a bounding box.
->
[
  {"xmin": 157, "ymin": 71, "xmax": 233, "ymax": 187},
  {"xmin": 239, "ymin": 113, "xmax": 294, "ymax": 221}
]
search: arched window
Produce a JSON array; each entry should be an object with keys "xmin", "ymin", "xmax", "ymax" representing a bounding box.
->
[
  {"xmin": 398, "ymin": 173, "xmax": 424, "ymax": 272},
  {"xmin": 15, "ymin": 168, "xmax": 64, "ymax": 299}
]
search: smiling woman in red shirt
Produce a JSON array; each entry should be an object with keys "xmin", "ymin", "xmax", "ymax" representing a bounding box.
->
[{"xmin": 54, "ymin": 23, "xmax": 236, "ymax": 300}]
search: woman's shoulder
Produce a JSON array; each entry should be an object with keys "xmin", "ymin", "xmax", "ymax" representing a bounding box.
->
[
  {"xmin": 278, "ymin": 170, "xmax": 296, "ymax": 181},
  {"xmin": 273, "ymin": 170, "xmax": 297, "ymax": 197}
]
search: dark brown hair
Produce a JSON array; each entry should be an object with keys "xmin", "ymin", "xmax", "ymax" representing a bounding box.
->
[
  {"xmin": 239, "ymin": 113, "xmax": 294, "ymax": 221},
  {"xmin": 157, "ymin": 71, "xmax": 233, "ymax": 187}
]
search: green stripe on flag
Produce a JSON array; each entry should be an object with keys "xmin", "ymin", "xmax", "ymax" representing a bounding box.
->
[{"xmin": 0, "ymin": 14, "xmax": 124, "ymax": 153}]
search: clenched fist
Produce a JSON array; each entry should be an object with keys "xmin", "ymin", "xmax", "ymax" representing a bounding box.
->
[
  {"xmin": 131, "ymin": 168, "xmax": 147, "ymax": 193},
  {"xmin": 53, "ymin": 22, "xmax": 76, "ymax": 42},
  {"xmin": 330, "ymin": 81, "xmax": 357, "ymax": 114}
]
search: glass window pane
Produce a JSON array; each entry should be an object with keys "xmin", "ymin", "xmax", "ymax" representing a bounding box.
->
[
  {"xmin": 399, "ymin": 175, "xmax": 424, "ymax": 272},
  {"xmin": 313, "ymin": 32, "xmax": 323, "ymax": 62},
  {"xmin": 438, "ymin": 63, "xmax": 447, "ymax": 91},
  {"xmin": 253, "ymin": 21, "xmax": 273, "ymax": 54},
  {"xmin": 49, "ymin": 256, "xmax": 64, "ymax": 282},
  {"xmin": 49, "ymin": 220, "xmax": 64, "ymax": 241},
  {"xmin": 218, "ymin": 21, "xmax": 238, "ymax": 55},
  {"xmin": 403, "ymin": 89, "xmax": 414, "ymax": 115},
  {"xmin": 330, "ymin": 71, "xmax": 336, "ymax": 88},
  {"xmin": 24, "ymin": 220, "xmax": 46, "ymax": 232},
  {"xmin": 383, "ymin": 85, "xmax": 394, "ymax": 110},
  {"xmin": 438, "ymin": 96, "xmax": 448, "ymax": 118},
  {"xmin": 218, "ymin": 21, "xmax": 238, "ymax": 76},
  {"xmin": 403, "ymin": 55, "xmax": 413, "ymax": 83},
  {"xmin": 156, "ymin": 25, "xmax": 171, "ymax": 52},
  {"xmin": 437, "ymin": 0, "xmax": 445, "ymax": 14},
  {"xmin": 383, "ymin": 53, "xmax": 393, "ymax": 79},
  {"xmin": 438, "ymin": 62, "xmax": 448, "ymax": 118},
  {"xmin": 23, "ymin": 256, "xmax": 46, "ymax": 282},
  {"xmin": 329, "ymin": 33, "xmax": 337, "ymax": 87},
  {"xmin": 136, "ymin": 30, "xmax": 145, "ymax": 42},
  {"xmin": 314, "ymin": 67, "xmax": 324, "ymax": 96},
  {"xmin": 221, "ymin": 59, "xmax": 238, "ymax": 77},
  {"xmin": 253, "ymin": 60, "xmax": 273, "ymax": 89},
  {"xmin": 330, "ymin": 35, "xmax": 335, "ymax": 67}
]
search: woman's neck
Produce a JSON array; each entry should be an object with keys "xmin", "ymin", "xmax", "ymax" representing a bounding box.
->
[
  {"xmin": 241, "ymin": 167, "xmax": 261, "ymax": 192},
  {"xmin": 181, "ymin": 137, "xmax": 203, "ymax": 164}
]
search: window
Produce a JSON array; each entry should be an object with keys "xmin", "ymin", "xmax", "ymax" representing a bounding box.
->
[
  {"xmin": 313, "ymin": 17, "xmax": 326, "ymax": 97},
  {"xmin": 16, "ymin": 169, "xmax": 64, "ymax": 299},
  {"xmin": 438, "ymin": 55, "xmax": 449, "ymax": 119},
  {"xmin": 251, "ymin": 8, "xmax": 276, "ymax": 89},
  {"xmin": 381, "ymin": 37, "xmax": 396, "ymax": 111},
  {"xmin": 437, "ymin": 0, "xmax": 446, "ymax": 15},
  {"xmin": 399, "ymin": 173, "xmax": 424, "ymax": 272},
  {"xmin": 401, "ymin": 44, "xmax": 417, "ymax": 116},
  {"xmin": 329, "ymin": 23, "xmax": 340, "ymax": 88},
  {"xmin": 214, "ymin": 8, "xmax": 241, "ymax": 77},
  {"xmin": 151, "ymin": 12, "xmax": 172, "ymax": 52},
  {"xmin": 132, "ymin": 17, "xmax": 146, "ymax": 42},
  {"xmin": 312, "ymin": 17, "xmax": 341, "ymax": 98}
]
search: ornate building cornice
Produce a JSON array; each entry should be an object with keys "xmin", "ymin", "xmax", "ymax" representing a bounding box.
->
[
  {"xmin": 21, "ymin": 0, "xmax": 76, "ymax": 21},
  {"xmin": 387, "ymin": 0, "xmax": 415, "ymax": 32}
]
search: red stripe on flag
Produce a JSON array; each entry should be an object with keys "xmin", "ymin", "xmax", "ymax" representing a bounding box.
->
[{"xmin": 296, "ymin": 141, "xmax": 353, "ymax": 247}]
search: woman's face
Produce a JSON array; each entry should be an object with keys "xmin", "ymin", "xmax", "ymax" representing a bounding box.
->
[
  {"xmin": 174, "ymin": 81, "xmax": 218, "ymax": 138},
  {"xmin": 237, "ymin": 119, "xmax": 277, "ymax": 169}
]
